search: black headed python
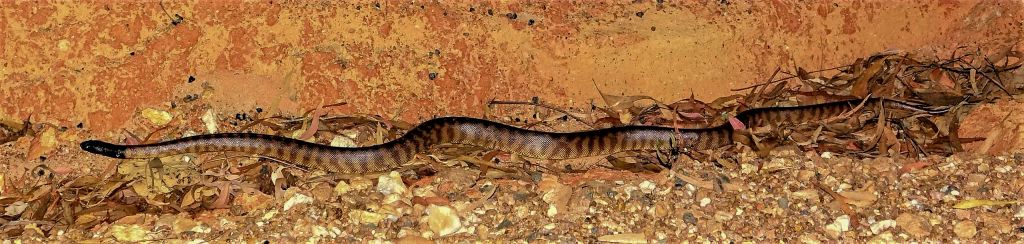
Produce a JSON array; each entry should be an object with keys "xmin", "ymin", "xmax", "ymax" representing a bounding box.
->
[{"xmin": 81, "ymin": 98, "xmax": 948, "ymax": 174}]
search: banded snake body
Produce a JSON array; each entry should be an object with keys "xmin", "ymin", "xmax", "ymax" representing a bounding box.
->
[{"xmin": 81, "ymin": 98, "xmax": 948, "ymax": 174}]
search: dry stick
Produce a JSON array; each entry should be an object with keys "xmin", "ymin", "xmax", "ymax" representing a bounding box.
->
[
  {"xmin": 892, "ymin": 120, "xmax": 927, "ymax": 157},
  {"xmin": 823, "ymin": 94, "xmax": 873, "ymax": 124},
  {"xmin": 883, "ymin": 53, "xmax": 911, "ymax": 86},
  {"xmin": 972, "ymin": 68, "xmax": 1012, "ymax": 98},
  {"xmin": 948, "ymin": 58, "xmax": 1008, "ymax": 97},
  {"xmin": 731, "ymin": 65, "xmax": 851, "ymax": 92},
  {"xmin": 983, "ymin": 56, "xmax": 1017, "ymax": 98},
  {"xmin": 488, "ymin": 98, "xmax": 594, "ymax": 128}
]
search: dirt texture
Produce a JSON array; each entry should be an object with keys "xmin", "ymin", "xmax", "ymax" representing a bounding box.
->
[{"xmin": 2, "ymin": 1, "xmax": 1024, "ymax": 243}]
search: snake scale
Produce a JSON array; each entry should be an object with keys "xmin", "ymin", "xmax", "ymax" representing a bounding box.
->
[{"xmin": 80, "ymin": 98, "xmax": 946, "ymax": 174}]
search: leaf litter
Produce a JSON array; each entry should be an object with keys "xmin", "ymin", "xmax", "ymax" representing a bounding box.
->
[{"xmin": 0, "ymin": 49, "xmax": 1023, "ymax": 242}]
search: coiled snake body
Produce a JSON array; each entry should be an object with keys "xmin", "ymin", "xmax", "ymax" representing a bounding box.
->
[{"xmin": 81, "ymin": 98, "xmax": 945, "ymax": 174}]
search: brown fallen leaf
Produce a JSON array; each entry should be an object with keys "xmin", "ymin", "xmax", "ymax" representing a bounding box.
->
[
  {"xmin": 898, "ymin": 161, "xmax": 932, "ymax": 175},
  {"xmin": 837, "ymin": 184, "xmax": 878, "ymax": 208},
  {"xmin": 813, "ymin": 180, "xmax": 860, "ymax": 230},
  {"xmin": 298, "ymin": 99, "xmax": 326, "ymax": 140},
  {"xmin": 851, "ymin": 59, "xmax": 884, "ymax": 97}
]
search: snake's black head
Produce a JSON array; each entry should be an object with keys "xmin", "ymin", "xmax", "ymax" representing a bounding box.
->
[{"xmin": 80, "ymin": 140, "xmax": 127, "ymax": 159}]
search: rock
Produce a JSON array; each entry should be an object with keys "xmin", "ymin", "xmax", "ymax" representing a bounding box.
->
[
  {"xmin": 109, "ymin": 224, "xmax": 149, "ymax": 242},
  {"xmin": 201, "ymin": 109, "xmax": 218, "ymax": 133},
  {"xmin": 378, "ymin": 171, "xmax": 408, "ymax": 195},
  {"xmin": 424, "ymin": 205, "xmax": 461, "ymax": 237},
  {"xmin": 282, "ymin": 193, "xmax": 313, "ymax": 211},
  {"xmin": 824, "ymin": 215, "xmax": 850, "ymax": 235},
  {"xmin": 699, "ymin": 198, "xmax": 711, "ymax": 207},
  {"xmin": 638, "ymin": 181, "xmax": 656, "ymax": 194},
  {"xmin": 234, "ymin": 189, "xmax": 274, "ymax": 213},
  {"xmin": 349, "ymin": 210, "xmax": 387, "ymax": 225},
  {"xmin": 140, "ymin": 108, "xmax": 173, "ymax": 126},
  {"xmin": 953, "ymin": 220, "xmax": 977, "ymax": 238},
  {"xmin": 334, "ymin": 181, "xmax": 351, "ymax": 195},
  {"xmin": 349, "ymin": 177, "xmax": 374, "ymax": 191},
  {"xmin": 330, "ymin": 135, "xmax": 356, "ymax": 147},
  {"xmin": 869, "ymin": 219, "xmax": 897, "ymax": 234},
  {"xmin": 682, "ymin": 212, "xmax": 697, "ymax": 225},
  {"xmin": 895, "ymin": 213, "xmax": 931, "ymax": 238}
]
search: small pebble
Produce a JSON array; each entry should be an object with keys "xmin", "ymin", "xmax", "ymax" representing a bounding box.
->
[
  {"xmin": 954, "ymin": 221, "xmax": 977, "ymax": 238},
  {"xmin": 682, "ymin": 212, "xmax": 697, "ymax": 224},
  {"xmin": 825, "ymin": 215, "xmax": 850, "ymax": 234},
  {"xmin": 699, "ymin": 198, "xmax": 711, "ymax": 207},
  {"xmin": 638, "ymin": 181, "xmax": 656, "ymax": 194},
  {"xmin": 870, "ymin": 219, "xmax": 897, "ymax": 234}
]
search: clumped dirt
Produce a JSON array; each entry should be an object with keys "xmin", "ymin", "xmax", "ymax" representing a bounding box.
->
[{"xmin": 2, "ymin": 1, "xmax": 1024, "ymax": 243}]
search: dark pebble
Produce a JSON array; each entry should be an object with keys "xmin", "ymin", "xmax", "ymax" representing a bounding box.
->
[
  {"xmin": 506, "ymin": 12, "xmax": 517, "ymax": 19},
  {"xmin": 635, "ymin": 11, "xmax": 644, "ymax": 17},
  {"xmin": 683, "ymin": 212, "xmax": 697, "ymax": 224},
  {"xmin": 495, "ymin": 219, "xmax": 512, "ymax": 230}
]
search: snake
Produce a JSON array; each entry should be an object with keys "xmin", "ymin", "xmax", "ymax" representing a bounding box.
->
[{"xmin": 80, "ymin": 98, "xmax": 947, "ymax": 174}]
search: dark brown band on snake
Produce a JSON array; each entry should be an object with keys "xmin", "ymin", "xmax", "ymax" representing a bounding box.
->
[{"xmin": 80, "ymin": 98, "xmax": 947, "ymax": 174}]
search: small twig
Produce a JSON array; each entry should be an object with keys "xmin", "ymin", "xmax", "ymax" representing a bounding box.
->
[
  {"xmin": 893, "ymin": 120, "xmax": 927, "ymax": 157},
  {"xmin": 983, "ymin": 56, "xmax": 1016, "ymax": 98},
  {"xmin": 824, "ymin": 94, "xmax": 874, "ymax": 124},
  {"xmin": 732, "ymin": 65, "xmax": 851, "ymax": 91},
  {"xmin": 488, "ymin": 98, "xmax": 594, "ymax": 128}
]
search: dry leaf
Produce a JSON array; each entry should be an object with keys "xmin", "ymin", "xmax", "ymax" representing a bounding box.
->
[
  {"xmin": 26, "ymin": 126, "xmax": 56, "ymax": 160},
  {"xmin": 838, "ymin": 186, "xmax": 878, "ymax": 208},
  {"xmin": 852, "ymin": 60, "xmax": 884, "ymax": 97},
  {"xmin": 728, "ymin": 117, "xmax": 746, "ymax": 130},
  {"xmin": 299, "ymin": 100, "xmax": 326, "ymax": 140},
  {"xmin": 953, "ymin": 199, "xmax": 1020, "ymax": 209},
  {"xmin": 412, "ymin": 196, "xmax": 449, "ymax": 206},
  {"xmin": 898, "ymin": 161, "xmax": 932, "ymax": 175},
  {"xmin": 598, "ymin": 233, "xmax": 647, "ymax": 243}
]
